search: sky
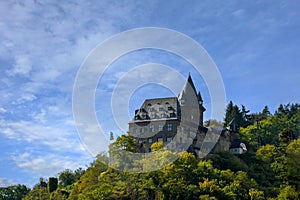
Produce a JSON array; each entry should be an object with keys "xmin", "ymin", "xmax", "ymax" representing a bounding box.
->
[{"xmin": 0, "ymin": 0, "xmax": 299, "ymax": 187}]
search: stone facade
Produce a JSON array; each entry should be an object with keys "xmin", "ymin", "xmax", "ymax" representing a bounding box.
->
[{"xmin": 128, "ymin": 75, "xmax": 239, "ymax": 155}]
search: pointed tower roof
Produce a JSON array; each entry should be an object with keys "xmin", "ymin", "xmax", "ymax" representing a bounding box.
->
[
  {"xmin": 178, "ymin": 74, "xmax": 199, "ymax": 106},
  {"xmin": 179, "ymin": 74, "xmax": 197, "ymax": 99},
  {"xmin": 187, "ymin": 74, "xmax": 197, "ymax": 96}
]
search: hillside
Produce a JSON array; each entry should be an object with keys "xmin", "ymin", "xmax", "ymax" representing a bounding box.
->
[{"xmin": 1, "ymin": 103, "xmax": 300, "ymax": 200}]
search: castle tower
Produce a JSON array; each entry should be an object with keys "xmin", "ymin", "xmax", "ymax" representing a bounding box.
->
[{"xmin": 178, "ymin": 75, "xmax": 205, "ymax": 127}]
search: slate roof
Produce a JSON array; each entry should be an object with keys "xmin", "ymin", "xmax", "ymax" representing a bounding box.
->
[{"xmin": 132, "ymin": 97, "xmax": 180, "ymax": 121}]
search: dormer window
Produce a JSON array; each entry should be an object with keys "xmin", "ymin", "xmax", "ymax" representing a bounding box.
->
[
  {"xmin": 180, "ymin": 99, "xmax": 185, "ymax": 105},
  {"xmin": 158, "ymin": 124, "xmax": 163, "ymax": 131}
]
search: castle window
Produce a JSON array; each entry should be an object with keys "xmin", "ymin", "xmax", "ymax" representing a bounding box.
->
[
  {"xmin": 148, "ymin": 138, "xmax": 153, "ymax": 143},
  {"xmin": 191, "ymin": 115, "xmax": 194, "ymax": 120},
  {"xmin": 133, "ymin": 128, "xmax": 137, "ymax": 134},
  {"xmin": 140, "ymin": 128, "xmax": 145, "ymax": 133},
  {"xmin": 159, "ymin": 107, "xmax": 164, "ymax": 111},
  {"xmin": 150, "ymin": 124, "xmax": 155, "ymax": 132},
  {"xmin": 158, "ymin": 124, "xmax": 163, "ymax": 131},
  {"xmin": 150, "ymin": 114, "xmax": 156, "ymax": 119},
  {"xmin": 167, "ymin": 106, "xmax": 173, "ymax": 111},
  {"xmin": 170, "ymin": 112, "xmax": 176, "ymax": 117},
  {"xmin": 165, "ymin": 102, "xmax": 169, "ymax": 104},
  {"xmin": 147, "ymin": 103, "xmax": 152, "ymax": 106},
  {"xmin": 167, "ymin": 123, "xmax": 172, "ymax": 131},
  {"xmin": 157, "ymin": 137, "xmax": 163, "ymax": 142},
  {"xmin": 167, "ymin": 137, "xmax": 172, "ymax": 142}
]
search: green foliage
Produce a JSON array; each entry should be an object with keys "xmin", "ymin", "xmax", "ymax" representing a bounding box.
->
[
  {"xmin": 48, "ymin": 177, "xmax": 58, "ymax": 193},
  {"xmin": 23, "ymin": 186, "xmax": 49, "ymax": 200},
  {"xmin": 69, "ymin": 154, "xmax": 108, "ymax": 199},
  {"xmin": 256, "ymin": 144, "xmax": 277, "ymax": 163},
  {"xmin": 285, "ymin": 139, "xmax": 300, "ymax": 189},
  {"xmin": 0, "ymin": 184, "xmax": 30, "ymax": 200},
  {"xmin": 151, "ymin": 141, "xmax": 163, "ymax": 151},
  {"xmin": 277, "ymin": 185, "xmax": 299, "ymax": 200},
  {"xmin": 249, "ymin": 188, "xmax": 265, "ymax": 200},
  {"xmin": 240, "ymin": 108, "xmax": 300, "ymax": 150},
  {"xmin": 20, "ymin": 102, "xmax": 300, "ymax": 200},
  {"xmin": 210, "ymin": 151, "xmax": 248, "ymax": 172},
  {"xmin": 58, "ymin": 169, "xmax": 76, "ymax": 188},
  {"xmin": 224, "ymin": 101, "xmax": 251, "ymax": 128},
  {"xmin": 109, "ymin": 135, "xmax": 138, "ymax": 153},
  {"xmin": 108, "ymin": 135, "xmax": 140, "ymax": 171}
]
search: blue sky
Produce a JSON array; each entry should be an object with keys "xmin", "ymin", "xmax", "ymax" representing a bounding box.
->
[{"xmin": 0, "ymin": 0, "xmax": 299, "ymax": 187}]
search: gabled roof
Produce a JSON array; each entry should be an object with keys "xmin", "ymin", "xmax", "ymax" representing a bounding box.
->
[{"xmin": 132, "ymin": 97, "xmax": 180, "ymax": 121}]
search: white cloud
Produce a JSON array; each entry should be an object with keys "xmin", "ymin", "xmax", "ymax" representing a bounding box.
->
[
  {"xmin": 0, "ymin": 107, "xmax": 6, "ymax": 113},
  {"xmin": 232, "ymin": 9, "xmax": 245, "ymax": 17},
  {"xmin": 0, "ymin": 178, "xmax": 16, "ymax": 187},
  {"xmin": 12, "ymin": 152, "xmax": 90, "ymax": 177},
  {"xmin": 31, "ymin": 109, "xmax": 46, "ymax": 123},
  {"xmin": 7, "ymin": 55, "xmax": 32, "ymax": 76},
  {"xmin": 20, "ymin": 93, "xmax": 37, "ymax": 102},
  {"xmin": 0, "ymin": 119, "xmax": 85, "ymax": 153},
  {"xmin": 0, "ymin": 0, "xmax": 298, "ymax": 187}
]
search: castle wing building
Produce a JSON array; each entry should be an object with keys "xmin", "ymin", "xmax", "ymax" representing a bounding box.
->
[{"xmin": 128, "ymin": 75, "xmax": 207, "ymax": 152}]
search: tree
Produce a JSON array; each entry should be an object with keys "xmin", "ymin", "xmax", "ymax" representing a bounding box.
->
[
  {"xmin": 58, "ymin": 169, "xmax": 75, "ymax": 187},
  {"xmin": 224, "ymin": 101, "xmax": 234, "ymax": 127},
  {"xmin": 108, "ymin": 135, "xmax": 140, "ymax": 171},
  {"xmin": 109, "ymin": 135, "xmax": 138, "ymax": 153},
  {"xmin": 69, "ymin": 153, "xmax": 108, "ymax": 198},
  {"xmin": 224, "ymin": 101, "xmax": 250, "ymax": 128},
  {"xmin": 48, "ymin": 177, "xmax": 58, "ymax": 193},
  {"xmin": 256, "ymin": 144, "xmax": 277, "ymax": 163},
  {"xmin": 0, "ymin": 184, "xmax": 30, "ymax": 200},
  {"xmin": 277, "ymin": 185, "xmax": 299, "ymax": 200},
  {"xmin": 261, "ymin": 106, "xmax": 271, "ymax": 119},
  {"xmin": 151, "ymin": 141, "xmax": 163, "ymax": 151},
  {"xmin": 285, "ymin": 139, "xmax": 300, "ymax": 189}
]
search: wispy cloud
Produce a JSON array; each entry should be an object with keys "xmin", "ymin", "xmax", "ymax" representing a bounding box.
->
[
  {"xmin": 0, "ymin": 119, "xmax": 85, "ymax": 153},
  {"xmin": 0, "ymin": 0, "xmax": 299, "ymax": 187},
  {"xmin": 0, "ymin": 178, "xmax": 16, "ymax": 187},
  {"xmin": 6, "ymin": 55, "xmax": 32, "ymax": 76},
  {"xmin": 0, "ymin": 107, "xmax": 7, "ymax": 113},
  {"xmin": 12, "ymin": 152, "xmax": 86, "ymax": 176}
]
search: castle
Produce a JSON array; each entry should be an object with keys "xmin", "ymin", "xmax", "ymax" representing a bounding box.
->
[{"xmin": 127, "ymin": 75, "xmax": 246, "ymax": 156}]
